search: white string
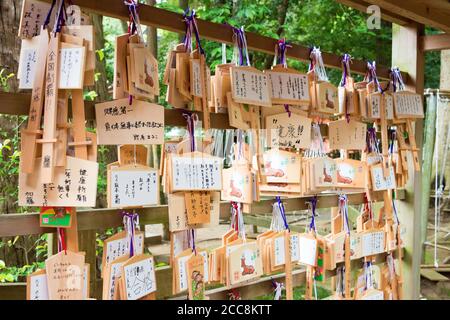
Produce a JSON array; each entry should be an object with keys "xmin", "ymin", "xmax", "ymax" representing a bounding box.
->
[
  {"xmin": 313, "ymin": 277, "xmax": 318, "ymax": 300},
  {"xmin": 306, "ymin": 123, "xmax": 326, "ymax": 158},
  {"xmin": 271, "ymin": 203, "xmax": 285, "ymax": 232},
  {"xmin": 273, "ymin": 281, "xmax": 284, "ymax": 300},
  {"xmin": 311, "ymin": 47, "xmax": 328, "ymax": 82},
  {"xmin": 434, "ymin": 92, "xmax": 450, "ymax": 268},
  {"xmin": 222, "ymin": 43, "xmax": 227, "ymax": 64},
  {"xmin": 434, "ymin": 92, "xmax": 440, "ymax": 268},
  {"xmin": 240, "ymin": 27, "xmax": 251, "ymax": 67}
]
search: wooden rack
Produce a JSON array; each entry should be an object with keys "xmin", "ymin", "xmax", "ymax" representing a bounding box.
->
[{"xmin": 1, "ymin": 0, "xmax": 443, "ymax": 299}]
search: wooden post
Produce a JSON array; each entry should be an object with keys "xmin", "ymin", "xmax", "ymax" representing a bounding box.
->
[
  {"xmin": 284, "ymin": 229, "xmax": 293, "ymax": 300},
  {"xmin": 392, "ymin": 22, "xmax": 425, "ymax": 300}
]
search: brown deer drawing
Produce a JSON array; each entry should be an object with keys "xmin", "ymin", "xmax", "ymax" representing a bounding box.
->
[{"xmin": 241, "ymin": 255, "xmax": 255, "ymax": 275}]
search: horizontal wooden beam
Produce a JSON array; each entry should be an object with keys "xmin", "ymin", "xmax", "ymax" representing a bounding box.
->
[
  {"xmin": 335, "ymin": 0, "xmax": 411, "ymax": 25},
  {"xmin": 40, "ymin": 0, "xmax": 402, "ymax": 80},
  {"xmin": 420, "ymin": 33, "xmax": 450, "ymax": 51},
  {"xmin": 0, "ymin": 190, "xmax": 405, "ymax": 237},
  {"xmin": 365, "ymin": 0, "xmax": 450, "ymax": 33},
  {"xmin": 0, "ymin": 267, "xmax": 307, "ymax": 300},
  {"xmin": 0, "ymin": 92, "xmax": 232, "ymax": 129},
  {"xmin": 204, "ymin": 268, "xmax": 306, "ymax": 300}
]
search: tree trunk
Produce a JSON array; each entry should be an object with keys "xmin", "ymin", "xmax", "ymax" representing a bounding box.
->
[
  {"xmin": 263, "ymin": 0, "xmax": 290, "ymax": 69},
  {"xmin": 90, "ymin": 13, "xmax": 110, "ymax": 101},
  {"xmin": 0, "ymin": 0, "xmax": 22, "ymax": 93}
]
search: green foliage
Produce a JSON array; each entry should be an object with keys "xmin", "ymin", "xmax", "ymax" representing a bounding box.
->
[
  {"xmin": 0, "ymin": 69, "xmax": 15, "ymax": 92},
  {"xmin": 0, "ymin": 260, "xmax": 45, "ymax": 283},
  {"xmin": 254, "ymin": 284, "xmax": 331, "ymax": 300}
]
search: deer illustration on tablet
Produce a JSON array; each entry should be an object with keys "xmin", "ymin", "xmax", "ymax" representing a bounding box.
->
[{"xmin": 264, "ymin": 161, "xmax": 285, "ymax": 177}]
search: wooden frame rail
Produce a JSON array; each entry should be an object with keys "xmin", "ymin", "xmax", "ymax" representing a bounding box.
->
[
  {"xmin": 0, "ymin": 190, "xmax": 404, "ymax": 238},
  {"xmin": 38, "ymin": 0, "xmax": 405, "ymax": 80}
]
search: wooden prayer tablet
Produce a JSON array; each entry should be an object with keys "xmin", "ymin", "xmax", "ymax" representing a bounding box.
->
[
  {"xmin": 118, "ymin": 144, "xmax": 149, "ymax": 166},
  {"xmin": 190, "ymin": 58, "xmax": 203, "ymax": 98},
  {"xmin": 113, "ymin": 34, "xmax": 129, "ymax": 99},
  {"xmin": 316, "ymin": 81, "xmax": 339, "ymax": 114},
  {"xmin": 26, "ymin": 269, "xmax": 48, "ymax": 300},
  {"xmin": 18, "ymin": 37, "xmax": 39, "ymax": 89},
  {"xmin": 39, "ymin": 207, "xmax": 73, "ymax": 228},
  {"xmin": 370, "ymin": 164, "xmax": 396, "ymax": 191},
  {"xmin": 265, "ymin": 67, "xmax": 310, "ymax": 106},
  {"xmin": 173, "ymin": 250, "xmax": 194, "ymax": 294},
  {"xmin": 310, "ymin": 157, "xmax": 337, "ymax": 189},
  {"xmin": 101, "ymin": 230, "xmax": 145, "ymax": 278},
  {"xmin": 360, "ymin": 229, "xmax": 386, "ymax": 257},
  {"xmin": 184, "ymin": 191, "xmax": 211, "ymax": 225},
  {"xmin": 133, "ymin": 47, "xmax": 159, "ymax": 96},
  {"xmin": 230, "ymin": 66, "xmax": 272, "ymax": 107},
  {"xmin": 227, "ymin": 242, "xmax": 263, "ymax": 285},
  {"xmin": 18, "ymin": 0, "xmax": 53, "ymax": 39},
  {"xmin": 170, "ymin": 152, "xmax": 222, "ymax": 191},
  {"xmin": 265, "ymin": 112, "xmax": 312, "ymax": 149},
  {"xmin": 20, "ymin": 29, "xmax": 49, "ymax": 174},
  {"xmin": 187, "ymin": 254, "xmax": 206, "ymax": 300},
  {"xmin": 18, "ymin": 156, "xmax": 99, "ymax": 207},
  {"xmin": 393, "ymin": 91, "xmax": 424, "ymax": 118},
  {"xmin": 40, "ymin": 33, "xmax": 61, "ymax": 184},
  {"xmin": 120, "ymin": 254, "xmax": 157, "ymax": 300},
  {"xmin": 334, "ymin": 159, "xmax": 367, "ymax": 189},
  {"xmin": 328, "ymin": 119, "xmax": 367, "ymax": 150},
  {"xmin": 102, "ymin": 255, "xmax": 129, "ymax": 300},
  {"xmin": 262, "ymin": 149, "xmax": 301, "ymax": 184},
  {"xmin": 221, "ymin": 164, "xmax": 253, "ymax": 204},
  {"xmin": 168, "ymin": 191, "xmax": 220, "ymax": 232},
  {"xmin": 213, "ymin": 63, "xmax": 233, "ymax": 112},
  {"xmin": 58, "ymin": 43, "xmax": 86, "ymax": 89},
  {"xmin": 45, "ymin": 250, "xmax": 85, "ymax": 300},
  {"xmin": 65, "ymin": 5, "xmax": 91, "ymax": 26},
  {"xmin": 107, "ymin": 164, "xmax": 159, "ymax": 208},
  {"xmin": 227, "ymin": 92, "xmax": 251, "ymax": 130},
  {"xmin": 298, "ymin": 233, "xmax": 318, "ymax": 267},
  {"xmin": 61, "ymin": 25, "xmax": 95, "ymax": 74},
  {"xmin": 95, "ymin": 98, "xmax": 164, "ymax": 145},
  {"xmin": 367, "ymin": 92, "xmax": 394, "ymax": 120},
  {"xmin": 338, "ymin": 76, "xmax": 359, "ymax": 116}
]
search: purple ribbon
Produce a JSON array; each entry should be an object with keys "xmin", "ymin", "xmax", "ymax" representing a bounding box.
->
[
  {"xmin": 392, "ymin": 191, "xmax": 400, "ymax": 225},
  {"xmin": 367, "ymin": 61, "xmax": 390, "ymax": 94},
  {"xmin": 124, "ymin": 1, "xmax": 140, "ymax": 36},
  {"xmin": 182, "ymin": 8, "xmax": 193, "ymax": 52},
  {"xmin": 366, "ymin": 127, "xmax": 380, "ymax": 154},
  {"xmin": 308, "ymin": 196, "xmax": 318, "ymax": 232},
  {"xmin": 276, "ymin": 196, "xmax": 289, "ymax": 231},
  {"xmin": 277, "ymin": 38, "xmax": 292, "ymax": 67},
  {"xmin": 229, "ymin": 25, "xmax": 248, "ymax": 66},
  {"xmin": 390, "ymin": 67, "xmax": 404, "ymax": 92},
  {"xmin": 182, "ymin": 111, "xmax": 197, "ymax": 152},
  {"xmin": 388, "ymin": 129, "xmax": 396, "ymax": 155},
  {"xmin": 339, "ymin": 194, "xmax": 350, "ymax": 235},
  {"xmin": 43, "ymin": 0, "xmax": 57, "ymax": 29},
  {"xmin": 190, "ymin": 229, "xmax": 196, "ymax": 254},
  {"xmin": 284, "ymin": 104, "xmax": 291, "ymax": 117},
  {"xmin": 340, "ymin": 54, "xmax": 351, "ymax": 87},
  {"xmin": 189, "ymin": 10, "xmax": 205, "ymax": 55},
  {"xmin": 53, "ymin": 0, "xmax": 66, "ymax": 34},
  {"xmin": 122, "ymin": 211, "xmax": 139, "ymax": 257}
]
